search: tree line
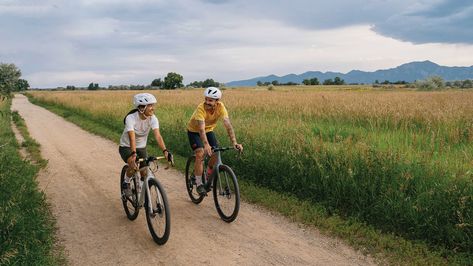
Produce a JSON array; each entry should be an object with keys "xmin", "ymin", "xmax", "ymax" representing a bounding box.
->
[
  {"xmin": 65, "ymin": 73, "xmax": 222, "ymax": 91},
  {"xmin": 256, "ymin": 76, "xmax": 346, "ymax": 86}
]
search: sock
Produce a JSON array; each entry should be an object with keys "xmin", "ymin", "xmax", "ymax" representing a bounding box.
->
[{"xmin": 195, "ymin": 175, "xmax": 202, "ymax": 186}]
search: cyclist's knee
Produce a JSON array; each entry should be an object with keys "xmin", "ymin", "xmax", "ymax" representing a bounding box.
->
[
  {"xmin": 140, "ymin": 169, "xmax": 148, "ymax": 178},
  {"xmin": 195, "ymin": 148, "xmax": 204, "ymax": 160},
  {"xmin": 126, "ymin": 167, "xmax": 135, "ymax": 177}
]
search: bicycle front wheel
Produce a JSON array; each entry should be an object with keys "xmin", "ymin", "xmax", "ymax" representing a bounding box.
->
[
  {"xmin": 145, "ymin": 178, "xmax": 171, "ymax": 245},
  {"xmin": 185, "ymin": 155, "xmax": 205, "ymax": 204},
  {"xmin": 120, "ymin": 165, "xmax": 139, "ymax": 220},
  {"xmin": 213, "ymin": 164, "xmax": 240, "ymax": 223}
]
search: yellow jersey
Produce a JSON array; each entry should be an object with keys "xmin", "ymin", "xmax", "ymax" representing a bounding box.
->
[{"xmin": 187, "ymin": 102, "xmax": 229, "ymax": 132}]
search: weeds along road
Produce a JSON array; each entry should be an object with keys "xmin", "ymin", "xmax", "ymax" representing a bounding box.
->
[{"xmin": 12, "ymin": 94, "xmax": 374, "ymax": 266}]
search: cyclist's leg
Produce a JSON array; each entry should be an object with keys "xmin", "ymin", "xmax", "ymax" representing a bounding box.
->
[
  {"xmin": 206, "ymin": 132, "xmax": 218, "ymax": 172},
  {"xmin": 188, "ymin": 131, "xmax": 204, "ymax": 185},
  {"xmin": 119, "ymin": 146, "xmax": 135, "ymax": 179},
  {"xmin": 136, "ymin": 148, "xmax": 148, "ymax": 178}
]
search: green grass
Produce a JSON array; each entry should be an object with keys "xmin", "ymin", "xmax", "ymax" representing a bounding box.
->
[
  {"xmin": 26, "ymin": 92, "xmax": 473, "ymax": 265},
  {"xmin": 0, "ymin": 98, "xmax": 65, "ymax": 265},
  {"xmin": 11, "ymin": 111, "xmax": 48, "ymax": 167}
]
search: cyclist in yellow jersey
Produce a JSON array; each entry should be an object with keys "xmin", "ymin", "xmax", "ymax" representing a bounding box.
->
[{"xmin": 187, "ymin": 87, "xmax": 243, "ymax": 195}]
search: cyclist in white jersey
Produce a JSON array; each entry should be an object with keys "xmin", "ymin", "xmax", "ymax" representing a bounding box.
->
[{"xmin": 119, "ymin": 93, "xmax": 173, "ymax": 194}]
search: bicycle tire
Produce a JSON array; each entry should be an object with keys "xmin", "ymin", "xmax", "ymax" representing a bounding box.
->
[
  {"xmin": 120, "ymin": 165, "xmax": 139, "ymax": 220},
  {"xmin": 213, "ymin": 164, "xmax": 240, "ymax": 223},
  {"xmin": 145, "ymin": 178, "xmax": 171, "ymax": 245},
  {"xmin": 185, "ymin": 155, "xmax": 205, "ymax": 204}
]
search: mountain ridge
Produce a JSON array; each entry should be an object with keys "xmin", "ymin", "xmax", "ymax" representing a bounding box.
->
[{"xmin": 226, "ymin": 61, "xmax": 473, "ymax": 86}]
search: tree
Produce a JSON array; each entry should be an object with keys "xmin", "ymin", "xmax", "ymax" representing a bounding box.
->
[
  {"xmin": 88, "ymin": 82, "xmax": 99, "ymax": 90},
  {"xmin": 202, "ymin": 78, "xmax": 219, "ymax": 88},
  {"xmin": 16, "ymin": 79, "xmax": 29, "ymax": 91},
  {"xmin": 462, "ymin": 79, "xmax": 473, "ymax": 89},
  {"xmin": 0, "ymin": 63, "xmax": 22, "ymax": 95},
  {"xmin": 271, "ymin": 80, "xmax": 279, "ymax": 86},
  {"xmin": 415, "ymin": 76, "xmax": 445, "ymax": 90},
  {"xmin": 333, "ymin": 76, "xmax": 345, "ymax": 85},
  {"xmin": 310, "ymin": 78, "xmax": 319, "ymax": 85},
  {"xmin": 256, "ymin": 81, "xmax": 263, "ymax": 86},
  {"xmin": 188, "ymin": 81, "xmax": 202, "ymax": 88},
  {"xmin": 163, "ymin": 72, "xmax": 183, "ymax": 90},
  {"xmin": 323, "ymin": 79, "xmax": 334, "ymax": 85},
  {"xmin": 151, "ymin": 78, "xmax": 162, "ymax": 88},
  {"xmin": 302, "ymin": 79, "xmax": 311, "ymax": 85}
]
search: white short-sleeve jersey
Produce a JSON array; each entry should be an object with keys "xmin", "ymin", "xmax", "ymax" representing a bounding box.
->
[{"xmin": 119, "ymin": 112, "xmax": 159, "ymax": 148}]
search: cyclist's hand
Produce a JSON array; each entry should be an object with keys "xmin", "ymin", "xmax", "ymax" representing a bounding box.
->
[
  {"xmin": 165, "ymin": 150, "xmax": 174, "ymax": 166},
  {"xmin": 234, "ymin": 143, "xmax": 243, "ymax": 153},
  {"xmin": 204, "ymin": 143, "xmax": 213, "ymax": 157},
  {"xmin": 128, "ymin": 153, "xmax": 138, "ymax": 170}
]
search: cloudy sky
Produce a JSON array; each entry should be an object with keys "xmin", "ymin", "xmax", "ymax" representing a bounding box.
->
[{"xmin": 1, "ymin": 0, "xmax": 473, "ymax": 88}]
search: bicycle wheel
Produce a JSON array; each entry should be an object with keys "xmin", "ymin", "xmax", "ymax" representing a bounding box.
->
[
  {"xmin": 145, "ymin": 177, "xmax": 171, "ymax": 245},
  {"xmin": 185, "ymin": 155, "xmax": 205, "ymax": 204},
  {"xmin": 213, "ymin": 164, "xmax": 240, "ymax": 223},
  {"xmin": 120, "ymin": 165, "xmax": 139, "ymax": 220}
]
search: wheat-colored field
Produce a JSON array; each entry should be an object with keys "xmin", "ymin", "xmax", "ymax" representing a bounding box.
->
[{"xmin": 28, "ymin": 88, "xmax": 473, "ymax": 252}]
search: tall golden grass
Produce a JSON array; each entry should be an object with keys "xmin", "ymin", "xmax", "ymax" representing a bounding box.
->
[{"xmin": 28, "ymin": 88, "xmax": 473, "ymax": 253}]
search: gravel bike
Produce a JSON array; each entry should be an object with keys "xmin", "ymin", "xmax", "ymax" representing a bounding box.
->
[
  {"xmin": 120, "ymin": 156, "xmax": 173, "ymax": 245},
  {"xmin": 185, "ymin": 147, "xmax": 240, "ymax": 222}
]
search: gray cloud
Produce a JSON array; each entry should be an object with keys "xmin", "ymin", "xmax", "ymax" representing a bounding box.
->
[
  {"xmin": 1, "ymin": 0, "xmax": 472, "ymax": 87},
  {"xmin": 206, "ymin": 0, "xmax": 473, "ymax": 44},
  {"xmin": 373, "ymin": 0, "xmax": 473, "ymax": 44}
]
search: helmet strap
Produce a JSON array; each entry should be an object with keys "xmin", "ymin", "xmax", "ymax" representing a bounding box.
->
[{"xmin": 138, "ymin": 106, "xmax": 150, "ymax": 118}]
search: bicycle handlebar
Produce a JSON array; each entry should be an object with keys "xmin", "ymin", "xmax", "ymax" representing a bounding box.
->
[
  {"xmin": 137, "ymin": 156, "xmax": 174, "ymax": 169},
  {"xmin": 212, "ymin": 146, "xmax": 243, "ymax": 154}
]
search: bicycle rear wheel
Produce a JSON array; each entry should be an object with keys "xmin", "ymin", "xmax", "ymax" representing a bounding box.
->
[
  {"xmin": 120, "ymin": 165, "xmax": 139, "ymax": 220},
  {"xmin": 145, "ymin": 177, "xmax": 171, "ymax": 245},
  {"xmin": 213, "ymin": 164, "xmax": 240, "ymax": 223},
  {"xmin": 185, "ymin": 155, "xmax": 205, "ymax": 204}
]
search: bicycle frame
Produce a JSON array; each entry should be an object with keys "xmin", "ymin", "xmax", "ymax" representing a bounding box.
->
[
  {"xmin": 133, "ymin": 159, "xmax": 166, "ymax": 215},
  {"xmin": 203, "ymin": 150, "xmax": 223, "ymax": 190}
]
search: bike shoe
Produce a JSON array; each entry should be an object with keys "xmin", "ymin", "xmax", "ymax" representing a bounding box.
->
[{"xmin": 197, "ymin": 185, "xmax": 207, "ymax": 196}]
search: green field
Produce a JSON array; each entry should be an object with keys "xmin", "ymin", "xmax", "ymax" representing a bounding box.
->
[
  {"xmin": 27, "ymin": 87, "xmax": 473, "ymax": 263},
  {"xmin": 0, "ymin": 97, "xmax": 63, "ymax": 265}
]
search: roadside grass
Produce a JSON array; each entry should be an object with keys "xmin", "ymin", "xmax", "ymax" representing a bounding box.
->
[
  {"xmin": 0, "ymin": 97, "xmax": 65, "ymax": 265},
  {"xmin": 26, "ymin": 91, "xmax": 473, "ymax": 265},
  {"xmin": 11, "ymin": 111, "xmax": 48, "ymax": 167}
]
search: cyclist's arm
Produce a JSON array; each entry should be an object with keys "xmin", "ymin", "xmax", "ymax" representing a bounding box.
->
[
  {"xmin": 223, "ymin": 118, "xmax": 243, "ymax": 151},
  {"xmin": 127, "ymin": 130, "xmax": 138, "ymax": 168},
  {"xmin": 127, "ymin": 130, "xmax": 137, "ymax": 153},
  {"xmin": 223, "ymin": 118, "xmax": 237, "ymax": 145},
  {"xmin": 152, "ymin": 128, "xmax": 168, "ymax": 154},
  {"xmin": 198, "ymin": 120, "xmax": 212, "ymax": 155}
]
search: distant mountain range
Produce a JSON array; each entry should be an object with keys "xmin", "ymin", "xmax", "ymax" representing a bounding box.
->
[{"xmin": 226, "ymin": 61, "xmax": 473, "ymax": 86}]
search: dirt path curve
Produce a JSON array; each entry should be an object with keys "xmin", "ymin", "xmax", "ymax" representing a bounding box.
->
[{"xmin": 12, "ymin": 94, "xmax": 375, "ymax": 266}]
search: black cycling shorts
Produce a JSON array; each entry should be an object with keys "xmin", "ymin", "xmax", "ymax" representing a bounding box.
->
[
  {"xmin": 119, "ymin": 146, "xmax": 148, "ymax": 168},
  {"xmin": 187, "ymin": 131, "xmax": 218, "ymax": 150}
]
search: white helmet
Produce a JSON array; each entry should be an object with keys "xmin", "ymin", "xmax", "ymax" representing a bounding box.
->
[
  {"xmin": 133, "ymin": 93, "xmax": 157, "ymax": 107},
  {"xmin": 204, "ymin": 87, "xmax": 222, "ymax": 100}
]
